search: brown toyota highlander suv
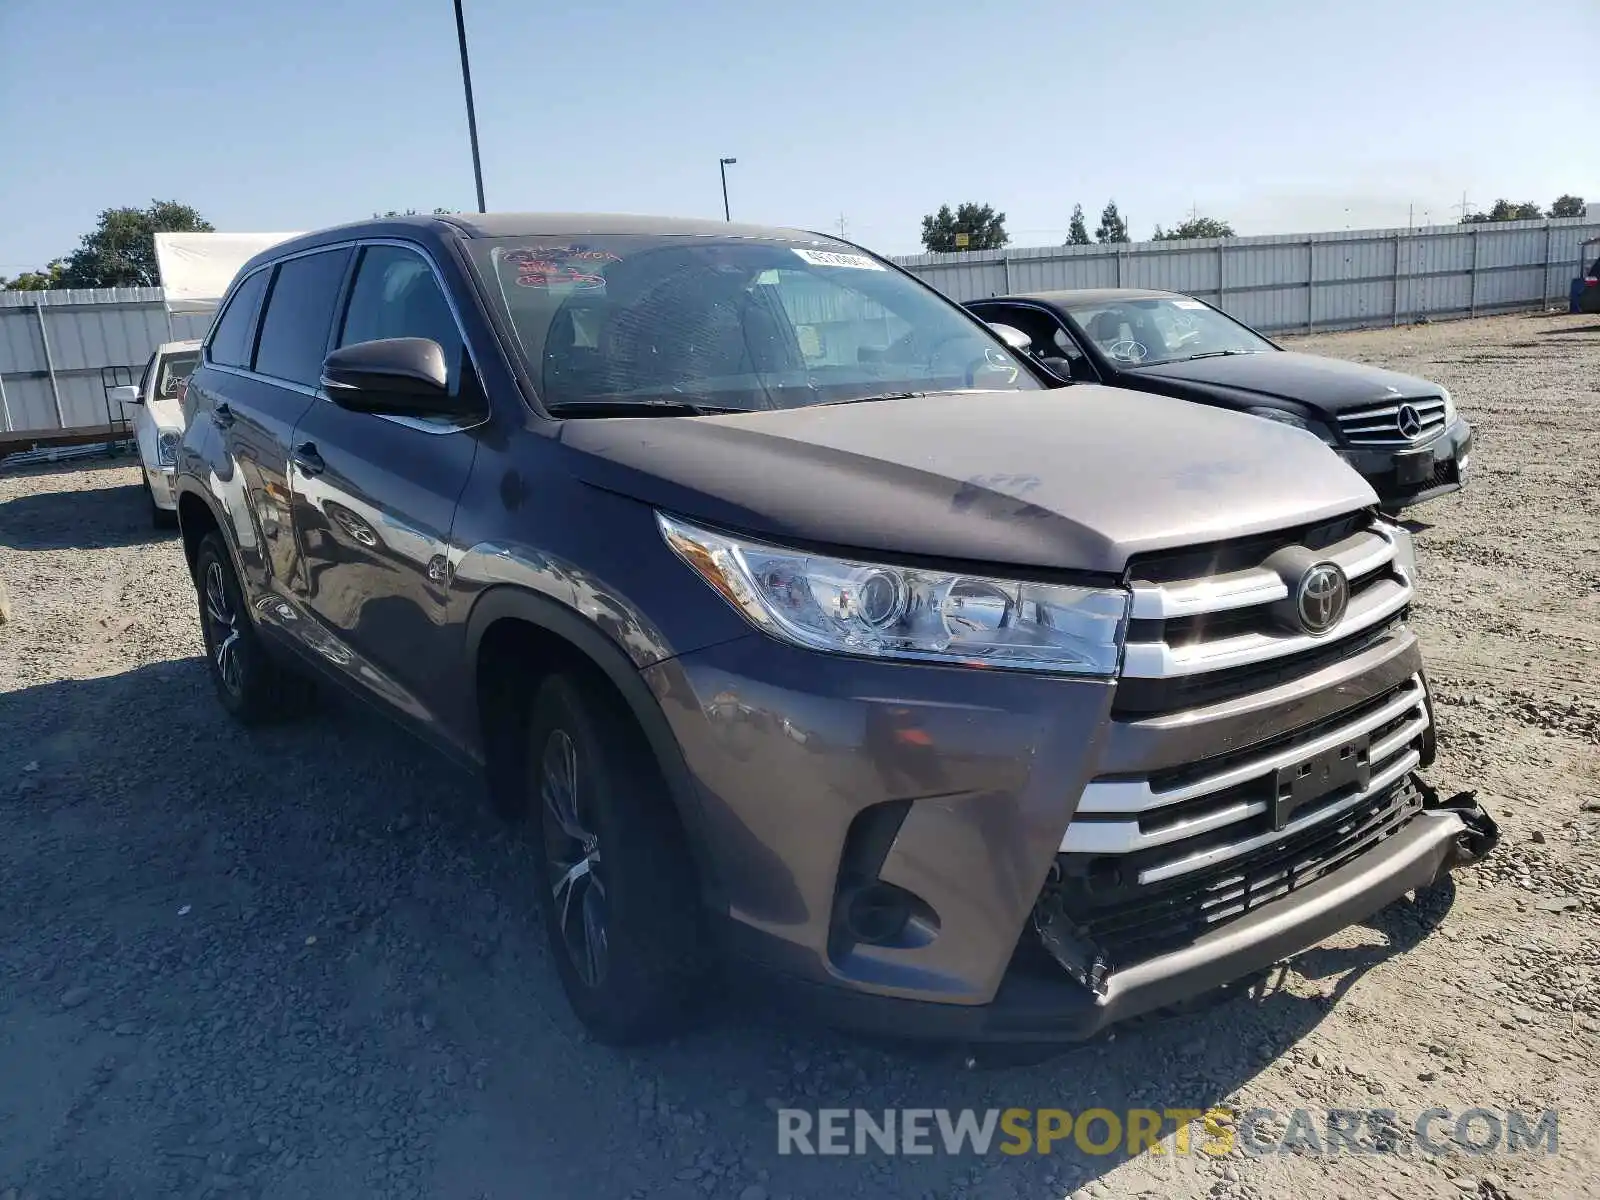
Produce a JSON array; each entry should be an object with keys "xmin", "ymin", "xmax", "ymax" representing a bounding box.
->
[{"xmin": 172, "ymin": 213, "xmax": 1497, "ymax": 1044}]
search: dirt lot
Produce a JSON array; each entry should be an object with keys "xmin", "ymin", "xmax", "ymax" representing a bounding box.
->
[{"xmin": 1, "ymin": 312, "xmax": 1597, "ymax": 1200}]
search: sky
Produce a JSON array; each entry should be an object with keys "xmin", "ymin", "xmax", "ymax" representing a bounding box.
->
[{"xmin": 1, "ymin": 0, "xmax": 1595, "ymax": 276}]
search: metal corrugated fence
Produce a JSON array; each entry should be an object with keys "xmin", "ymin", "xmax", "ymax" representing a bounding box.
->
[
  {"xmin": 892, "ymin": 217, "xmax": 1600, "ymax": 334},
  {"xmin": 0, "ymin": 289, "xmax": 211, "ymax": 437}
]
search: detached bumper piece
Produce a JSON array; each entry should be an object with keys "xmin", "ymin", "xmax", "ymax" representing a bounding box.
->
[
  {"xmin": 1416, "ymin": 779, "xmax": 1500, "ymax": 867},
  {"xmin": 998, "ymin": 780, "xmax": 1484, "ymax": 1043},
  {"xmin": 1004, "ymin": 774, "xmax": 1496, "ymax": 1042}
]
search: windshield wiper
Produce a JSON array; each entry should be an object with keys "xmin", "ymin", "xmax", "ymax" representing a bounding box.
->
[
  {"xmin": 1177, "ymin": 349, "xmax": 1259, "ymax": 361},
  {"xmin": 544, "ymin": 398, "xmax": 756, "ymax": 417},
  {"xmin": 818, "ymin": 391, "xmax": 924, "ymax": 407}
]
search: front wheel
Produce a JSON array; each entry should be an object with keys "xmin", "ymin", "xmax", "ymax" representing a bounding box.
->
[
  {"xmin": 145, "ymin": 476, "xmax": 178, "ymax": 530},
  {"xmin": 193, "ymin": 532, "xmax": 310, "ymax": 724},
  {"xmin": 525, "ymin": 675, "xmax": 706, "ymax": 1043}
]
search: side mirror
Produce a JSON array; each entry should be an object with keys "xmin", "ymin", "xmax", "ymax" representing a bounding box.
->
[
  {"xmin": 1037, "ymin": 355, "xmax": 1079, "ymax": 383},
  {"xmin": 320, "ymin": 338, "xmax": 454, "ymax": 417},
  {"xmin": 110, "ymin": 384, "xmax": 142, "ymax": 406},
  {"xmin": 986, "ymin": 322, "xmax": 1033, "ymax": 353}
]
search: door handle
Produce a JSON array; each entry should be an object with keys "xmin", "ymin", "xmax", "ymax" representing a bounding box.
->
[
  {"xmin": 291, "ymin": 442, "xmax": 325, "ymax": 476},
  {"xmin": 212, "ymin": 401, "xmax": 235, "ymax": 428}
]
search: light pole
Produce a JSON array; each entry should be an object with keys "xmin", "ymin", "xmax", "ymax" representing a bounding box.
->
[
  {"xmin": 453, "ymin": 0, "xmax": 487, "ymax": 213},
  {"xmin": 719, "ymin": 157, "xmax": 737, "ymax": 222}
]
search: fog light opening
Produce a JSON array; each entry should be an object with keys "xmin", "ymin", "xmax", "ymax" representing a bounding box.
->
[{"xmin": 836, "ymin": 881, "xmax": 941, "ymax": 950}]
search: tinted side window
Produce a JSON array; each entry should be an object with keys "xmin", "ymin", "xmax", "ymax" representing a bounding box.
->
[
  {"xmin": 254, "ymin": 248, "xmax": 354, "ymax": 387},
  {"xmin": 338, "ymin": 245, "xmax": 465, "ymax": 390},
  {"xmin": 208, "ymin": 269, "xmax": 269, "ymax": 369}
]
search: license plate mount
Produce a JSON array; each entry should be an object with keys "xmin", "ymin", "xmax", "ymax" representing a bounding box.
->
[
  {"xmin": 1273, "ymin": 735, "xmax": 1372, "ymax": 830},
  {"xmin": 1394, "ymin": 449, "xmax": 1434, "ymax": 486}
]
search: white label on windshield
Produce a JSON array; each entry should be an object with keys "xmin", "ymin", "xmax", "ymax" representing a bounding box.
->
[
  {"xmin": 1173, "ymin": 299, "xmax": 1207, "ymax": 309},
  {"xmin": 792, "ymin": 248, "xmax": 885, "ymax": 271}
]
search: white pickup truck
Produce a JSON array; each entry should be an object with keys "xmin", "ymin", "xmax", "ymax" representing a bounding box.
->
[{"xmin": 109, "ymin": 339, "xmax": 201, "ymax": 527}]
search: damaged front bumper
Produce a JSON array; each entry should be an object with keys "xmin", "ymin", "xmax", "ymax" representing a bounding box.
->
[{"xmin": 772, "ymin": 776, "xmax": 1495, "ymax": 1044}]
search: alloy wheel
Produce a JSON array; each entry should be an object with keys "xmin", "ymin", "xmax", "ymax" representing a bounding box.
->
[
  {"xmin": 540, "ymin": 728, "xmax": 608, "ymax": 986},
  {"xmin": 203, "ymin": 560, "xmax": 243, "ymax": 697}
]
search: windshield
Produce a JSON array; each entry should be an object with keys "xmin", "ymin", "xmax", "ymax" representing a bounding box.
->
[
  {"xmin": 1062, "ymin": 296, "xmax": 1275, "ymax": 367},
  {"xmin": 465, "ymin": 234, "xmax": 1037, "ymax": 414},
  {"xmin": 157, "ymin": 351, "xmax": 199, "ymax": 399}
]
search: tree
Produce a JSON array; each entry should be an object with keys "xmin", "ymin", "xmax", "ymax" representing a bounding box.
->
[
  {"xmin": 1095, "ymin": 201, "xmax": 1130, "ymax": 244},
  {"xmin": 59, "ymin": 200, "xmax": 214, "ymax": 288},
  {"xmin": 1549, "ymin": 194, "xmax": 1586, "ymax": 219},
  {"xmin": 1152, "ymin": 215, "xmax": 1236, "ymax": 241},
  {"xmin": 1, "ymin": 259, "xmax": 67, "ymax": 291},
  {"xmin": 1461, "ymin": 198, "xmax": 1544, "ymax": 224},
  {"xmin": 1065, "ymin": 204, "xmax": 1091, "ymax": 245},
  {"xmin": 919, "ymin": 203, "xmax": 1008, "ymax": 253}
]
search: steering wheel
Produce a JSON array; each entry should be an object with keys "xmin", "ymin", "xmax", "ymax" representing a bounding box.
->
[{"xmin": 1106, "ymin": 338, "xmax": 1148, "ymax": 363}]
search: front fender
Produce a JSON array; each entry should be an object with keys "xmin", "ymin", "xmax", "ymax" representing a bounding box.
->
[{"xmin": 461, "ymin": 581, "xmax": 726, "ymax": 913}]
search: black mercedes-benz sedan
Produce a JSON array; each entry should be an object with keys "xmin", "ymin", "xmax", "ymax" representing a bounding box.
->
[{"xmin": 966, "ymin": 289, "xmax": 1472, "ymax": 510}]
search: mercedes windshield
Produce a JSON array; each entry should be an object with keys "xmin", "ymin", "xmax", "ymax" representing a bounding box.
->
[{"xmin": 1062, "ymin": 295, "xmax": 1276, "ymax": 368}]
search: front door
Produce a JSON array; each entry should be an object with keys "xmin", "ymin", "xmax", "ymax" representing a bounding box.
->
[{"xmin": 287, "ymin": 243, "xmax": 482, "ymax": 736}]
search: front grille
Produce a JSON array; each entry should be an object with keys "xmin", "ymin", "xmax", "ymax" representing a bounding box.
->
[
  {"xmin": 1066, "ymin": 674, "xmax": 1427, "ymax": 863},
  {"xmin": 1034, "ymin": 510, "xmax": 1432, "ymax": 986},
  {"xmin": 1117, "ymin": 514, "xmax": 1413, "ymax": 715},
  {"xmin": 1037, "ymin": 775, "xmax": 1424, "ymax": 969},
  {"xmin": 1337, "ymin": 396, "xmax": 1448, "ymax": 446}
]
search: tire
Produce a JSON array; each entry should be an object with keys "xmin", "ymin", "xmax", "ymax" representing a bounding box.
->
[
  {"xmin": 193, "ymin": 531, "xmax": 311, "ymax": 724},
  {"xmin": 147, "ymin": 478, "xmax": 178, "ymax": 530},
  {"xmin": 524, "ymin": 674, "xmax": 706, "ymax": 1043}
]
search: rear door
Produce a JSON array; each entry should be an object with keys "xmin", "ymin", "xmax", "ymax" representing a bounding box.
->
[
  {"xmin": 285, "ymin": 241, "xmax": 482, "ymax": 731},
  {"xmin": 196, "ymin": 247, "xmax": 352, "ymax": 603}
]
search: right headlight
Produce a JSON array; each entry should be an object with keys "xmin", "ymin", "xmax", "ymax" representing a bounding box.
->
[
  {"xmin": 658, "ymin": 514, "xmax": 1130, "ymax": 676},
  {"xmin": 1439, "ymin": 387, "xmax": 1457, "ymax": 427},
  {"xmin": 156, "ymin": 429, "xmax": 182, "ymax": 467},
  {"xmin": 1246, "ymin": 406, "xmax": 1338, "ymax": 446}
]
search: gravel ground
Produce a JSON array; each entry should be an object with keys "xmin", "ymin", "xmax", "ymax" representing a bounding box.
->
[{"xmin": 1, "ymin": 311, "xmax": 1597, "ymax": 1200}]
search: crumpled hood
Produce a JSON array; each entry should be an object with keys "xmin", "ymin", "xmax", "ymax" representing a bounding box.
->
[
  {"xmin": 1130, "ymin": 351, "xmax": 1445, "ymax": 414},
  {"xmin": 556, "ymin": 386, "xmax": 1377, "ymax": 575}
]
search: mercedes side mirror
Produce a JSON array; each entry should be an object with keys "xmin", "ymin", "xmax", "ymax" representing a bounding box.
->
[
  {"xmin": 986, "ymin": 323, "xmax": 1033, "ymax": 353},
  {"xmin": 109, "ymin": 384, "xmax": 142, "ymax": 406}
]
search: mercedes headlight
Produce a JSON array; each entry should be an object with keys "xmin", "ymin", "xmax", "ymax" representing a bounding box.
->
[
  {"xmin": 1246, "ymin": 406, "xmax": 1338, "ymax": 446},
  {"xmin": 1438, "ymin": 388, "xmax": 1456, "ymax": 427},
  {"xmin": 156, "ymin": 429, "xmax": 181, "ymax": 467},
  {"xmin": 658, "ymin": 514, "xmax": 1129, "ymax": 676}
]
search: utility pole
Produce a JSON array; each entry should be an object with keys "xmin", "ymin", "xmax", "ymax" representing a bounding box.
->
[
  {"xmin": 719, "ymin": 157, "xmax": 737, "ymax": 222},
  {"xmin": 1452, "ymin": 191, "xmax": 1473, "ymax": 223},
  {"xmin": 835, "ymin": 213, "xmax": 848, "ymax": 239},
  {"xmin": 453, "ymin": 0, "xmax": 487, "ymax": 213}
]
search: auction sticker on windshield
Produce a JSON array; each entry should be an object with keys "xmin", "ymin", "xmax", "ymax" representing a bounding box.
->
[{"xmin": 792, "ymin": 248, "xmax": 885, "ymax": 271}]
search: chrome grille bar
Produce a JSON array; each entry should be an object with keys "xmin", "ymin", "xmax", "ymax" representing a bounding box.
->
[
  {"xmin": 1075, "ymin": 676, "xmax": 1425, "ymax": 816},
  {"xmin": 1128, "ymin": 523, "xmax": 1398, "ymax": 621},
  {"xmin": 1336, "ymin": 396, "xmax": 1448, "ymax": 446},
  {"xmin": 1063, "ymin": 681, "xmax": 1426, "ymax": 856}
]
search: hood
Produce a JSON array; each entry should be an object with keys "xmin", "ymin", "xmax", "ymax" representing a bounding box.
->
[
  {"xmin": 1129, "ymin": 351, "xmax": 1444, "ymax": 414},
  {"xmin": 555, "ymin": 387, "xmax": 1376, "ymax": 576}
]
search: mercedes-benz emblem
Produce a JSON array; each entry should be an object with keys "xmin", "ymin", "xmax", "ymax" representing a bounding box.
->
[
  {"xmin": 1396, "ymin": 404, "xmax": 1423, "ymax": 439},
  {"xmin": 1295, "ymin": 563, "xmax": 1349, "ymax": 635}
]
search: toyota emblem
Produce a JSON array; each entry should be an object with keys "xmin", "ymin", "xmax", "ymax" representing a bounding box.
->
[
  {"xmin": 1396, "ymin": 404, "xmax": 1423, "ymax": 439},
  {"xmin": 1295, "ymin": 563, "xmax": 1349, "ymax": 635}
]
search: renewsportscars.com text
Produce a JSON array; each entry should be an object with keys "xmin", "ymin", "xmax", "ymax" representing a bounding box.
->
[{"xmin": 776, "ymin": 1107, "xmax": 1559, "ymax": 1158}]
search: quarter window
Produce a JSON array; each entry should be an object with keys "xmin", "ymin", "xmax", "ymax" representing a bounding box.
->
[
  {"xmin": 254, "ymin": 248, "xmax": 355, "ymax": 387},
  {"xmin": 207, "ymin": 268, "xmax": 269, "ymax": 369},
  {"xmin": 337, "ymin": 245, "xmax": 465, "ymax": 391}
]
